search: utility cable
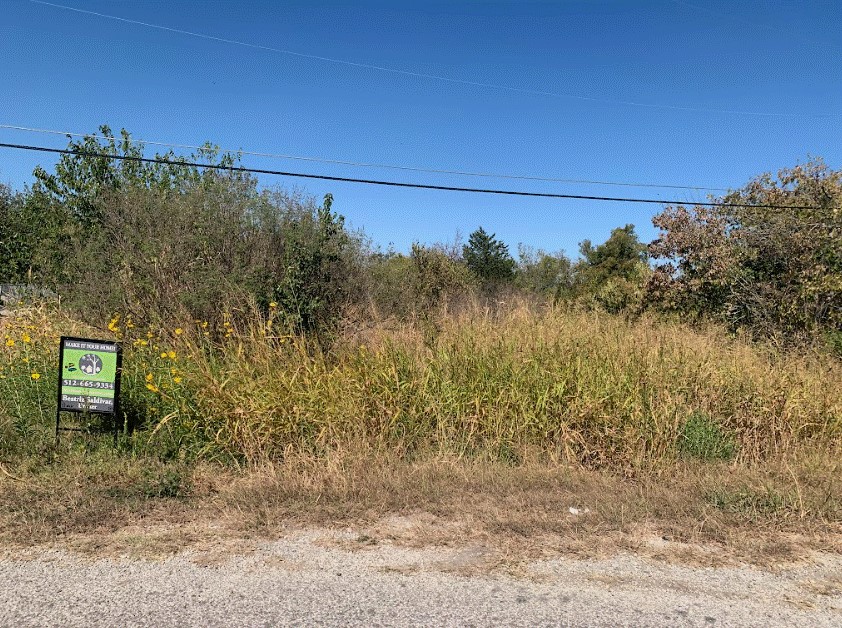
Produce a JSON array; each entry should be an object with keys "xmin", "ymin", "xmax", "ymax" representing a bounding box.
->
[
  {"xmin": 0, "ymin": 124, "xmax": 730, "ymax": 192},
  {"xmin": 0, "ymin": 141, "xmax": 827, "ymax": 211},
  {"xmin": 27, "ymin": 0, "xmax": 840, "ymax": 118}
]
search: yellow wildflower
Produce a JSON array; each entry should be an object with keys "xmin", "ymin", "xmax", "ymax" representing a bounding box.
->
[
  {"xmin": 146, "ymin": 383, "xmax": 159, "ymax": 393},
  {"xmin": 22, "ymin": 333, "xmax": 31, "ymax": 343},
  {"xmin": 145, "ymin": 373, "xmax": 154, "ymax": 382},
  {"xmin": 173, "ymin": 376, "xmax": 182, "ymax": 385},
  {"xmin": 269, "ymin": 302, "xmax": 278, "ymax": 308},
  {"xmin": 160, "ymin": 352, "xmax": 167, "ymax": 359},
  {"xmin": 167, "ymin": 350, "xmax": 176, "ymax": 360},
  {"xmin": 201, "ymin": 321, "xmax": 208, "ymax": 329},
  {"xmin": 5, "ymin": 338, "xmax": 14, "ymax": 347},
  {"xmin": 30, "ymin": 372, "xmax": 41, "ymax": 381},
  {"xmin": 174, "ymin": 328, "xmax": 183, "ymax": 336}
]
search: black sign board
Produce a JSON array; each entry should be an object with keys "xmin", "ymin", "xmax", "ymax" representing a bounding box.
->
[{"xmin": 55, "ymin": 336, "xmax": 123, "ymax": 443}]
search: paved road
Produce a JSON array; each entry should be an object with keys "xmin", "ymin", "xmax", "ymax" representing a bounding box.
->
[{"xmin": 2, "ymin": 531, "xmax": 840, "ymax": 627}]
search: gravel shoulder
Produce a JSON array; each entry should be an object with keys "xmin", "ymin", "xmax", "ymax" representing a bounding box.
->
[{"xmin": 2, "ymin": 529, "xmax": 841, "ymax": 627}]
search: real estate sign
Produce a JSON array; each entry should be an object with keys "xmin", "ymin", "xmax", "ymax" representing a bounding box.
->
[{"xmin": 58, "ymin": 337, "xmax": 122, "ymax": 414}]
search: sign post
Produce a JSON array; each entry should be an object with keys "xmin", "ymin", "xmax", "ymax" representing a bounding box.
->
[{"xmin": 55, "ymin": 336, "xmax": 123, "ymax": 444}]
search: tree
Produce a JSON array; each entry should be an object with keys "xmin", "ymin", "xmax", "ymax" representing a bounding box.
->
[
  {"xmin": 463, "ymin": 227, "xmax": 515, "ymax": 285},
  {"xmin": 516, "ymin": 244, "xmax": 573, "ymax": 300},
  {"xmin": 574, "ymin": 224, "xmax": 649, "ymax": 313},
  {"xmin": 0, "ymin": 183, "xmax": 29, "ymax": 282},
  {"xmin": 18, "ymin": 125, "xmax": 247, "ymax": 287},
  {"xmin": 577, "ymin": 224, "xmax": 648, "ymax": 286},
  {"xmin": 31, "ymin": 125, "xmax": 243, "ymax": 228},
  {"xmin": 648, "ymin": 158, "xmax": 842, "ymax": 340},
  {"xmin": 11, "ymin": 126, "xmax": 362, "ymax": 343},
  {"xmin": 271, "ymin": 193, "xmax": 354, "ymax": 342}
]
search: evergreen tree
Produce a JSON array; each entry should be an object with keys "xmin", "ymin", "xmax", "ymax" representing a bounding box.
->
[{"xmin": 463, "ymin": 227, "xmax": 515, "ymax": 284}]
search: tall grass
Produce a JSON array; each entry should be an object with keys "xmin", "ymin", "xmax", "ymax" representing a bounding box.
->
[
  {"xmin": 186, "ymin": 305, "xmax": 841, "ymax": 466},
  {"xmin": 2, "ymin": 301, "xmax": 840, "ymax": 467}
]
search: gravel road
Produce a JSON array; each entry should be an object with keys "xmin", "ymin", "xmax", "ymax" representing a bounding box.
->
[{"xmin": 2, "ymin": 530, "xmax": 840, "ymax": 627}]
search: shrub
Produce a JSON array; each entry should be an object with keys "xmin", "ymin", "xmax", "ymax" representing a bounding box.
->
[{"xmin": 649, "ymin": 159, "xmax": 842, "ymax": 342}]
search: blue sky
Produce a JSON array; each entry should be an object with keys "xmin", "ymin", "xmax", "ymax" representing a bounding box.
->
[{"xmin": 1, "ymin": 0, "xmax": 840, "ymax": 257}]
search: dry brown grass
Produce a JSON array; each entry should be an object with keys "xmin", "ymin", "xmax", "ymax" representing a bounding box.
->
[
  {"xmin": 2, "ymin": 450, "xmax": 839, "ymax": 568},
  {"xmin": 2, "ymin": 301, "xmax": 840, "ymax": 569}
]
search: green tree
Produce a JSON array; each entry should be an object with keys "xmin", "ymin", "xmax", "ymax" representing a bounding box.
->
[
  {"xmin": 19, "ymin": 125, "xmax": 245, "ymax": 287},
  {"xmin": 575, "ymin": 224, "xmax": 649, "ymax": 313},
  {"xmin": 31, "ymin": 125, "xmax": 241, "ymax": 227},
  {"xmin": 577, "ymin": 224, "xmax": 648, "ymax": 286},
  {"xmin": 0, "ymin": 183, "xmax": 27, "ymax": 281},
  {"xmin": 463, "ymin": 227, "xmax": 515, "ymax": 285},
  {"xmin": 271, "ymin": 193, "xmax": 353, "ymax": 343},
  {"xmin": 13, "ymin": 126, "xmax": 361, "ymax": 342},
  {"xmin": 516, "ymin": 244, "xmax": 573, "ymax": 300}
]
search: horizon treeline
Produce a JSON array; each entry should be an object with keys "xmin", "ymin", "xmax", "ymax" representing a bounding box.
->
[{"xmin": 1, "ymin": 126, "xmax": 840, "ymax": 354}]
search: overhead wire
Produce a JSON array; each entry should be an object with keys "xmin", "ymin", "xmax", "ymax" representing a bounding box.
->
[
  {"xmin": 0, "ymin": 124, "xmax": 730, "ymax": 192},
  {"xmin": 26, "ymin": 0, "xmax": 840, "ymax": 118},
  {"xmin": 0, "ymin": 141, "xmax": 827, "ymax": 211}
]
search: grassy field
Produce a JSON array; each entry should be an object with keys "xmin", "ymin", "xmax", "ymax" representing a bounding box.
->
[{"xmin": 1, "ymin": 300, "xmax": 840, "ymax": 563}]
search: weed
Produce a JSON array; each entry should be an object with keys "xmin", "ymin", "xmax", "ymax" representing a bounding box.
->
[
  {"xmin": 706, "ymin": 486, "xmax": 793, "ymax": 518},
  {"xmin": 679, "ymin": 412, "xmax": 737, "ymax": 461},
  {"xmin": 2, "ymin": 301, "xmax": 841, "ymax": 467},
  {"xmin": 142, "ymin": 467, "xmax": 189, "ymax": 499}
]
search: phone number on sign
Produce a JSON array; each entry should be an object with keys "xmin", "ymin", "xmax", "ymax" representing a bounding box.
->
[{"xmin": 62, "ymin": 380, "xmax": 115, "ymax": 390}]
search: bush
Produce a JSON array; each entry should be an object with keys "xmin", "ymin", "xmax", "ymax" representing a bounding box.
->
[
  {"xmin": 48, "ymin": 182, "xmax": 355, "ymax": 345},
  {"xmin": 515, "ymin": 245, "xmax": 573, "ymax": 301},
  {"xmin": 649, "ymin": 159, "xmax": 842, "ymax": 342},
  {"xmin": 573, "ymin": 224, "xmax": 649, "ymax": 313}
]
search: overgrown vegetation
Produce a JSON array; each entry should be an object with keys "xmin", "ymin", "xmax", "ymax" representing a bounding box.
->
[
  {"xmin": 0, "ymin": 127, "xmax": 840, "ymax": 556},
  {"xmin": 2, "ymin": 301, "xmax": 839, "ymax": 466},
  {"xmin": 649, "ymin": 159, "xmax": 842, "ymax": 342}
]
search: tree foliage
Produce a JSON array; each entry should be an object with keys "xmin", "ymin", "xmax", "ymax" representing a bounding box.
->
[
  {"xmin": 575, "ymin": 224, "xmax": 649, "ymax": 313},
  {"xmin": 1, "ymin": 127, "xmax": 357, "ymax": 344},
  {"xmin": 649, "ymin": 158, "xmax": 842, "ymax": 339},
  {"xmin": 463, "ymin": 226, "xmax": 515, "ymax": 285},
  {"xmin": 516, "ymin": 245, "xmax": 573, "ymax": 300},
  {"xmin": 4, "ymin": 127, "xmax": 838, "ymax": 350}
]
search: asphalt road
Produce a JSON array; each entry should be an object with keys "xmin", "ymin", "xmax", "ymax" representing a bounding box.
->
[{"xmin": 2, "ymin": 531, "xmax": 840, "ymax": 627}]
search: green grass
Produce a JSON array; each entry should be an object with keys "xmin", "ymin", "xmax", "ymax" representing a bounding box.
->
[{"xmin": 679, "ymin": 412, "xmax": 737, "ymax": 461}]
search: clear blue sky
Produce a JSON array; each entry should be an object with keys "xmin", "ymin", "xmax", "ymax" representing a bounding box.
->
[{"xmin": 1, "ymin": 0, "xmax": 840, "ymax": 257}]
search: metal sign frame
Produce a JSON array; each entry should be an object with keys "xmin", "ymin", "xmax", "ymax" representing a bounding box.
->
[{"xmin": 55, "ymin": 336, "xmax": 123, "ymax": 444}]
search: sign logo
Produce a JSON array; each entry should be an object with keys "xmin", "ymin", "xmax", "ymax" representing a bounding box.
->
[{"xmin": 78, "ymin": 353, "xmax": 103, "ymax": 376}]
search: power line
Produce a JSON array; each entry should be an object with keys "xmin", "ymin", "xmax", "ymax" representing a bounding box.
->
[
  {"xmin": 0, "ymin": 141, "xmax": 826, "ymax": 211},
  {"xmin": 27, "ymin": 0, "xmax": 840, "ymax": 119},
  {"xmin": 0, "ymin": 124, "xmax": 730, "ymax": 193}
]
